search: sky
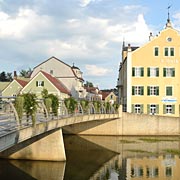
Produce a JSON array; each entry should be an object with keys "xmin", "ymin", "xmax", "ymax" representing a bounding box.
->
[{"xmin": 0, "ymin": 0, "xmax": 180, "ymax": 89}]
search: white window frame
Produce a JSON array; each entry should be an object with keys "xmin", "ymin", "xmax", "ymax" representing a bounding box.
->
[
  {"xmin": 134, "ymin": 104, "xmax": 141, "ymax": 114},
  {"xmin": 37, "ymin": 81, "xmax": 44, "ymax": 87},
  {"xmin": 150, "ymin": 104, "xmax": 156, "ymax": 115},
  {"xmin": 166, "ymin": 105, "xmax": 172, "ymax": 114}
]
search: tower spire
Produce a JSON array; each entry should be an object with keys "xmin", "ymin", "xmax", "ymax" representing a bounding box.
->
[{"xmin": 166, "ymin": 5, "xmax": 172, "ymax": 28}]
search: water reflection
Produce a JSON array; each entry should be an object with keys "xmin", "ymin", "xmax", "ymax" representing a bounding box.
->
[{"xmin": 0, "ymin": 136, "xmax": 180, "ymax": 180}]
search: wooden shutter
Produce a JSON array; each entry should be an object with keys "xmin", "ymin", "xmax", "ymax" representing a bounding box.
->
[
  {"xmin": 147, "ymin": 68, "xmax": 150, "ymax": 77},
  {"xmin": 141, "ymin": 86, "xmax": 144, "ymax": 95},
  {"xmin": 132, "ymin": 104, "xmax": 134, "ymax": 113},
  {"xmin": 156, "ymin": 68, "xmax": 159, "ymax": 77},
  {"xmin": 163, "ymin": 104, "xmax": 166, "ymax": 114},
  {"xmin": 132, "ymin": 86, "xmax": 135, "ymax": 95},
  {"xmin": 42, "ymin": 81, "xmax": 44, "ymax": 86},
  {"xmin": 141, "ymin": 67, "xmax": 144, "ymax": 76},
  {"xmin": 172, "ymin": 105, "xmax": 175, "ymax": 114},
  {"xmin": 132, "ymin": 67, "xmax": 135, "ymax": 76},
  {"xmin": 140, "ymin": 104, "xmax": 144, "ymax": 113},
  {"xmin": 147, "ymin": 104, "xmax": 150, "ymax": 114},
  {"xmin": 147, "ymin": 86, "xmax": 150, "ymax": 95},
  {"xmin": 156, "ymin": 86, "xmax": 159, "ymax": 95},
  {"xmin": 156, "ymin": 105, "xmax": 159, "ymax": 114},
  {"xmin": 163, "ymin": 68, "xmax": 166, "ymax": 77},
  {"xmin": 172, "ymin": 68, "xmax": 175, "ymax": 77},
  {"xmin": 36, "ymin": 81, "xmax": 38, "ymax": 87}
]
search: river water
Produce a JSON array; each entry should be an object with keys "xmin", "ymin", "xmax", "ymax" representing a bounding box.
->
[{"xmin": 0, "ymin": 135, "xmax": 180, "ymax": 180}]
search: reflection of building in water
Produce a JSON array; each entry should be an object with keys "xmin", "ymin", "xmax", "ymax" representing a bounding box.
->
[
  {"xmin": 125, "ymin": 154, "xmax": 180, "ymax": 180},
  {"xmin": 89, "ymin": 154, "xmax": 122, "ymax": 180}
]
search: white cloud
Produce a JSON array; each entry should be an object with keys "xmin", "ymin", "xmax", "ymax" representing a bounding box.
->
[
  {"xmin": 85, "ymin": 64, "xmax": 112, "ymax": 76},
  {"xmin": 0, "ymin": 7, "xmax": 51, "ymax": 39}
]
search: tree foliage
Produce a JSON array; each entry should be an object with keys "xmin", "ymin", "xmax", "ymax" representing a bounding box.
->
[
  {"xmin": 19, "ymin": 68, "xmax": 32, "ymax": 78},
  {"xmin": 23, "ymin": 93, "xmax": 38, "ymax": 126},
  {"xmin": 14, "ymin": 95, "xmax": 24, "ymax": 125},
  {"xmin": 0, "ymin": 71, "xmax": 13, "ymax": 82},
  {"xmin": 64, "ymin": 97, "xmax": 77, "ymax": 114},
  {"xmin": 84, "ymin": 81, "xmax": 94, "ymax": 87}
]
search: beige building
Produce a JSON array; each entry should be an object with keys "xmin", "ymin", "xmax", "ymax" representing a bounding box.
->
[
  {"xmin": 31, "ymin": 56, "xmax": 87, "ymax": 99},
  {"xmin": 117, "ymin": 18, "xmax": 180, "ymax": 117}
]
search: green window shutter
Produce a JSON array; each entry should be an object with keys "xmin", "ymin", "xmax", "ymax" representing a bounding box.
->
[
  {"xmin": 172, "ymin": 105, "xmax": 175, "ymax": 114},
  {"xmin": 147, "ymin": 86, "xmax": 150, "ymax": 95},
  {"xmin": 132, "ymin": 86, "xmax": 135, "ymax": 95},
  {"xmin": 132, "ymin": 67, "xmax": 135, "ymax": 76},
  {"xmin": 36, "ymin": 81, "xmax": 38, "ymax": 87},
  {"xmin": 132, "ymin": 104, "xmax": 134, "ymax": 113},
  {"xmin": 156, "ymin": 105, "xmax": 159, "ymax": 114},
  {"xmin": 172, "ymin": 68, "xmax": 175, "ymax": 77},
  {"xmin": 156, "ymin": 86, "xmax": 159, "ymax": 95},
  {"xmin": 156, "ymin": 68, "xmax": 159, "ymax": 77},
  {"xmin": 42, "ymin": 81, "xmax": 44, "ymax": 86},
  {"xmin": 147, "ymin": 104, "xmax": 150, "ymax": 114},
  {"xmin": 163, "ymin": 104, "xmax": 166, "ymax": 114},
  {"xmin": 141, "ymin": 86, "xmax": 144, "ymax": 95},
  {"xmin": 141, "ymin": 68, "xmax": 144, "ymax": 76},
  {"xmin": 164, "ymin": 68, "xmax": 166, "ymax": 77},
  {"xmin": 140, "ymin": 104, "xmax": 144, "ymax": 113},
  {"xmin": 147, "ymin": 68, "xmax": 150, "ymax": 77},
  {"xmin": 166, "ymin": 87, "xmax": 172, "ymax": 96}
]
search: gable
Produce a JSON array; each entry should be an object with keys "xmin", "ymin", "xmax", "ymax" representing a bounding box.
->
[
  {"xmin": 131, "ymin": 27, "xmax": 180, "ymax": 66},
  {"xmin": 31, "ymin": 56, "xmax": 74, "ymax": 78}
]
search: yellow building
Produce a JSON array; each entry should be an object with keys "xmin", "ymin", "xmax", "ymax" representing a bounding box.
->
[{"xmin": 117, "ymin": 18, "xmax": 180, "ymax": 117}]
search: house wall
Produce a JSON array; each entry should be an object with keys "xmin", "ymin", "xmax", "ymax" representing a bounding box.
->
[
  {"xmin": 21, "ymin": 73, "xmax": 69, "ymax": 99},
  {"xmin": 2, "ymin": 81, "xmax": 21, "ymax": 97}
]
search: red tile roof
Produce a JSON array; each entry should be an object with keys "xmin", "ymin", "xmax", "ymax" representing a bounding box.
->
[
  {"xmin": 100, "ymin": 91, "xmax": 111, "ymax": 100},
  {"xmin": 40, "ymin": 71, "xmax": 71, "ymax": 95},
  {"xmin": 15, "ymin": 78, "xmax": 28, "ymax": 87}
]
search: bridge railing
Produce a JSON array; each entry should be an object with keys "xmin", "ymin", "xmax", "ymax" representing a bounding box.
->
[{"xmin": 0, "ymin": 97, "xmax": 120, "ymax": 137}]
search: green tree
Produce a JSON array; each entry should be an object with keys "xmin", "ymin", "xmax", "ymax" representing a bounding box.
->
[
  {"xmin": 80, "ymin": 99, "xmax": 89, "ymax": 113},
  {"xmin": 23, "ymin": 93, "xmax": 38, "ymax": 126},
  {"xmin": 19, "ymin": 68, "xmax": 32, "ymax": 78},
  {"xmin": 48, "ymin": 94, "xmax": 59, "ymax": 117},
  {"xmin": 84, "ymin": 81, "xmax": 94, "ymax": 87},
  {"xmin": 64, "ymin": 97, "xmax": 77, "ymax": 114},
  {"xmin": 14, "ymin": 95, "xmax": 24, "ymax": 125}
]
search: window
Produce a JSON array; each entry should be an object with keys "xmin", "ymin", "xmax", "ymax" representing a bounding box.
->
[
  {"xmin": 147, "ymin": 104, "xmax": 159, "ymax": 115},
  {"xmin": 154, "ymin": 47, "xmax": 159, "ymax": 56},
  {"xmin": 147, "ymin": 167, "xmax": 159, "ymax": 178},
  {"xmin": 147, "ymin": 67, "xmax": 159, "ymax": 77},
  {"xmin": 166, "ymin": 86, "xmax": 173, "ymax": 96},
  {"xmin": 163, "ymin": 105, "xmax": 175, "ymax": 114},
  {"xmin": 147, "ymin": 86, "xmax": 159, "ymax": 96},
  {"xmin": 36, "ymin": 81, "xmax": 44, "ymax": 87},
  {"xmin": 131, "ymin": 166, "xmax": 143, "ymax": 177},
  {"xmin": 163, "ymin": 68, "xmax": 175, "ymax": 77},
  {"xmin": 164, "ymin": 47, "xmax": 175, "ymax": 56},
  {"xmin": 165, "ymin": 47, "xmax": 169, "ymax": 56},
  {"xmin": 166, "ymin": 167, "xmax": 172, "ymax": 177},
  {"xmin": 170, "ymin": 48, "xmax": 174, "ymax": 56},
  {"xmin": 132, "ymin": 67, "xmax": 144, "ymax": 77},
  {"xmin": 50, "ymin": 70, "xmax": 53, "ymax": 75},
  {"xmin": 132, "ymin": 86, "xmax": 144, "ymax": 95},
  {"xmin": 132, "ymin": 104, "xmax": 143, "ymax": 114}
]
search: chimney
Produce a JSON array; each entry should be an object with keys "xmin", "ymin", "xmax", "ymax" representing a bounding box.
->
[
  {"xmin": 127, "ymin": 43, "xmax": 131, "ymax": 52},
  {"xmin": 149, "ymin": 32, "xmax": 153, "ymax": 41},
  {"xmin": 14, "ymin": 71, "xmax": 17, "ymax": 78}
]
